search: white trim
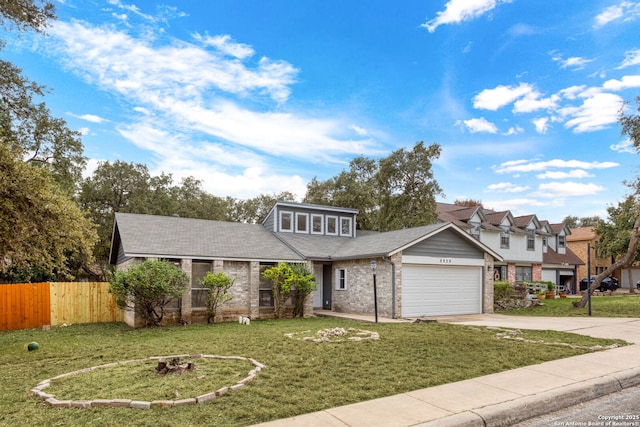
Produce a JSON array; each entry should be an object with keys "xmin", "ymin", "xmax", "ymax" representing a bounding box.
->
[
  {"xmin": 401, "ymin": 255, "xmax": 485, "ymax": 267},
  {"xmin": 295, "ymin": 212, "xmax": 309, "ymax": 233},
  {"xmin": 339, "ymin": 216, "xmax": 353, "ymax": 237},
  {"xmin": 279, "ymin": 211, "xmax": 293, "ymax": 232},
  {"xmin": 326, "ymin": 215, "xmax": 339, "ymax": 236},
  {"xmin": 311, "ymin": 214, "xmax": 324, "ymax": 235}
]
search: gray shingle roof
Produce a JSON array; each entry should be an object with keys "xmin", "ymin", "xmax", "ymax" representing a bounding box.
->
[{"xmin": 113, "ymin": 213, "xmax": 303, "ymax": 261}]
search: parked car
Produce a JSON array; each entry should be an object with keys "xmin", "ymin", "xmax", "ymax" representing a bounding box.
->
[{"xmin": 579, "ymin": 276, "xmax": 619, "ymax": 292}]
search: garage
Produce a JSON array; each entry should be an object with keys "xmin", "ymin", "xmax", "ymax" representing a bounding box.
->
[{"xmin": 402, "ymin": 264, "xmax": 483, "ymax": 317}]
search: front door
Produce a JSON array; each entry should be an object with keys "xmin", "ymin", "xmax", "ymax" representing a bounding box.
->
[{"xmin": 322, "ymin": 264, "xmax": 332, "ymax": 309}]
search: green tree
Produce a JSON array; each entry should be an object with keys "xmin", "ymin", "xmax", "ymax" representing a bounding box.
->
[
  {"xmin": 262, "ymin": 262, "xmax": 316, "ymax": 319},
  {"xmin": 288, "ymin": 263, "xmax": 316, "ymax": 318},
  {"xmin": 304, "ymin": 142, "xmax": 442, "ymax": 231},
  {"xmin": 199, "ymin": 272, "xmax": 234, "ymax": 324},
  {"xmin": 0, "ymin": 0, "xmax": 55, "ymax": 34},
  {"xmin": 0, "ymin": 144, "xmax": 97, "ymax": 281},
  {"xmin": 109, "ymin": 259, "xmax": 188, "ymax": 327},
  {"xmin": 563, "ymin": 215, "xmax": 602, "ymax": 228},
  {"xmin": 574, "ymin": 98, "xmax": 640, "ymax": 307},
  {"xmin": 227, "ymin": 191, "xmax": 297, "ymax": 223}
]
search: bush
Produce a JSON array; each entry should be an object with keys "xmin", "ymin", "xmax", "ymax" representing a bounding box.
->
[
  {"xmin": 199, "ymin": 272, "xmax": 234, "ymax": 323},
  {"xmin": 494, "ymin": 281, "xmax": 514, "ymax": 302},
  {"xmin": 262, "ymin": 262, "xmax": 316, "ymax": 318},
  {"xmin": 109, "ymin": 259, "xmax": 188, "ymax": 326}
]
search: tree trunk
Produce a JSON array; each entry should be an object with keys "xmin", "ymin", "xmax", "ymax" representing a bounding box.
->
[
  {"xmin": 573, "ymin": 215, "xmax": 640, "ymax": 308},
  {"xmin": 627, "ymin": 267, "xmax": 636, "ymax": 294}
]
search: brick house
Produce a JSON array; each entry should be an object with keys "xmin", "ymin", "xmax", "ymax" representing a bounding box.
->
[
  {"xmin": 566, "ymin": 227, "xmax": 630, "ymax": 287},
  {"xmin": 110, "ymin": 201, "xmax": 502, "ymax": 326}
]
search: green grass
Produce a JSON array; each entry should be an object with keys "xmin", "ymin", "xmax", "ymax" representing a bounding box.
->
[
  {"xmin": 499, "ymin": 294, "xmax": 640, "ymax": 317},
  {"xmin": 0, "ymin": 318, "xmax": 627, "ymax": 427}
]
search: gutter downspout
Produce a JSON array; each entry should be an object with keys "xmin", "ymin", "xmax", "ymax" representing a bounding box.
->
[{"xmin": 382, "ymin": 256, "xmax": 396, "ymax": 319}]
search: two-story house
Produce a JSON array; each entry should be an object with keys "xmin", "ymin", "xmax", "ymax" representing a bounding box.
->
[
  {"xmin": 436, "ymin": 203, "xmax": 583, "ymax": 292},
  {"xmin": 110, "ymin": 201, "xmax": 502, "ymax": 326}
]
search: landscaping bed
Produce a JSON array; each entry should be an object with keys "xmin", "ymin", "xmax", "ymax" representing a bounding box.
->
[{"xmin": 0, "ymin": 318, "xmax": 627, "ymax": 426}]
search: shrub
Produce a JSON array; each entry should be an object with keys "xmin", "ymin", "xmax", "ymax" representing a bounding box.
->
[
  {"xmin": 494, "ymin": 281, "xmax": 514, "ymax": 302},
  {"xmin": 109, "ymin": 259, "xmax": 188, "ymax": 326},
  {"xmin": 199, "ymin": 271, "xmax": 234, "ymax": 323},
  {"xmin": 262, "ymin": 262, "xmax": 316, "ymax": 318}
]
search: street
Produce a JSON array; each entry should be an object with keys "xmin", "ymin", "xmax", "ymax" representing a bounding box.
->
[{"xmin": 515, "ymin": 385, "xmax": 640, "ymax": 427}]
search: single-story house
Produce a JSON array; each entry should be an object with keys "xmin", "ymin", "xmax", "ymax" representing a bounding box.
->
[{"xmin": 110, "ymin": 201, "xmax": 503, "ymax": 326}]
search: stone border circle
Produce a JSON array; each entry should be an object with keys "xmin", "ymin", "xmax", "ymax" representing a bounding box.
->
[
  {"xmin": 285, "ymin": 327, "xmax": 380, "ymax": 343},
  {"xmin": 30, "ymin": 354, "xmax": 266, "ymax": 409}
]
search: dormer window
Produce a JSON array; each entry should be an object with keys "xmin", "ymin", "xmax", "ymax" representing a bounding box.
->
[
  {"xmin": 326, "ymin": 216, "xmax": 338, "ymax": 235},
  {"xmin": 340, "ymin": 217, "xmax": 352, "ymax": 237},
  {"xmin": 470, "ymin": 225, "xmax": 480, "ymax": 240},
  {"xmin": 279, "ymin": 211, "xmax": 293, "ymax": 232},
  {"xmin": 295, "ymin": 212, "xmax": 309, "ymax": 233},
  {"xmin": 558, "ymin": 234, "xmax": 566, "ymax": 248},
  {"xmin": 500, "ymin": 229, "xmax": 510, "ymax": 248},
  {"xmin": 311, "ymin": 214, "xmax": 323, "ymax": 234},
  {"xmin": 527, "ymin": 229, "xmax": 535, "ymax": 250}
]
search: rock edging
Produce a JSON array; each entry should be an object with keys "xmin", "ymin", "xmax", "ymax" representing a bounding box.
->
[{"xmin": 30, "ymin": 354, "xmax": 266, "ymax": 409}]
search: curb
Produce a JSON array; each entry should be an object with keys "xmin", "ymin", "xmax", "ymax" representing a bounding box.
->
[{"xmin": 414, "ymin": 367, "xmax": 640, "ymax": 427}]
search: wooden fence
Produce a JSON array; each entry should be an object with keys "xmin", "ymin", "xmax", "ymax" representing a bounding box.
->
[{"xmin": 0, "ymin": 282, "xmax": 122, "ymax": 331}]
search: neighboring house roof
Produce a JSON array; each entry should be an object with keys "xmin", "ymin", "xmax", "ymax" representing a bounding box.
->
[
  {"xmin": 567, "ymin": 227, "xmax": 596, "ymax": 242},
  {"xmin": 111, "ymin": 212, "xmax": 503, "ymax": 264},
  {"xmin": 110, "ymin": 213, "xmax": 303, "ymax": 263},
  {"xmin": 543, "ymin": 246, "xmax": 585, "ymax": 266}
]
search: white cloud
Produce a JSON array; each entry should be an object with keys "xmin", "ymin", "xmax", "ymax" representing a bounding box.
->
[
  {"xmin": 532, "ymin": 117, "xmax": 549, "ymax": 134},
  {"xmin": 68, "ymin": 112, "xmax": 108, "ymax": 123},
  {"xmin": 594, "ymin": 1, "xmax": 640, "ymax": 28},
  {"xmin": 617, "ymin": 48, "xmax": 640, "ymax": 69},
  {"xmin": 192, "ymin": 34, "xmax": 255, "ymax": 59},
  {"xmin": 559, "ymin": 92, "xmax": 624, "ymax": 133},
  {"xmin": 473, "ymin": 83, "xmax": 533, "ymax": 111},
  {"xmin": 554, "ymin": 56, "xmax": 594, "ymax": 70},
  {"xmin": 78, "ymin": 127, "xmax": 91, "ymax": 135},
  {"xmin": 534, "ymin": 181, "xmax": 606, "ymax": 198},
  {"xmin": 536, "ymin": 170, "xmax": 593, "ymax": 179},
  {"xmin": 610, "ymin": 138, "xmax": 637, "ymax": 153},
  {"xmin": 513, "ymin": 92, "xmax": 559, "ymax": 113},
  {"xmin": 457, "ymin": 117, "xmax": 498, "ymax": 133},
  {"xmin": 602, "ymin": 75, "xmax": 640, "ymax": 91},
  {"xmin": 422, "ymin": 0, "xmax": 511, "ymax": 33},
  {"xmin": 486, "ymin": 182, "xmax": 530, "ymax": 193},
  {"xmin": 46, "ymin": 20, "xmax": 376, "ymax": 170},
  {"xmin": 494, "ymin": 159, "xmax": 619, "ymax": 174},
  {"xmin": 503, "ymin": 125, "xmax": 524, "ymax": 135},
  {"xmin": 349, "ymin": 124, "xmax": 369, "ymax": 136}
]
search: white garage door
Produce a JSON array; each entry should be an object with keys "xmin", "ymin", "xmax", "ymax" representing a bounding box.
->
[{"xmin": 402, "ymin": 265, "xmax": 482, "ymax": 317}]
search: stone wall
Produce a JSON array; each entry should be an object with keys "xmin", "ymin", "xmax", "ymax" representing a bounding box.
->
[{"xmin": 331, "ymin": 257, "xmax": 394, "ymax": 318}]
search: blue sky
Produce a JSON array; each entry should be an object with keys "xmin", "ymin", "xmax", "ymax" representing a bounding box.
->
[{"xmin": 3, "ymin": 0, "xmax": 640, "ymax": 223}]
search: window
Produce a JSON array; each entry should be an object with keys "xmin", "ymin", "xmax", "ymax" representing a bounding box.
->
[
  {"xmin": 340, "ymin": 217, "xmax": 352, "ymax": 237},
  {"xmin": 295, "ymin": 212, "xmax": 309, "ymax": 233},
  {"xmin": 335, "ymin": 268, "xmax": 347, "ymax": 290},
  {"xmin": 279, "ymin": 211, "xmax": 293, "ymax": 232},
  {"xmin": 326, "ymin": 216, "xmax": 338, "ymax": 235},
  {"xmin": 558, "ymin": 234, "xmax": 566, "ymax": 248},
  {"xmin": 515, "ymin": 266, "xmax": 532, "ymax": 282},
  {"xmin": 500, "ymin": 230, "xmax": 510, "ymax": 249},
  {"xmin": 526, "ymin": 229, "xmax": 535, "ymax": 251},
  {"xmin": 259, "ymin": 263, "xmax": 276, "ymax": 306},
  {"xmin": 311, "ymin": 214, "xmax": 324, "ymax": 234}
]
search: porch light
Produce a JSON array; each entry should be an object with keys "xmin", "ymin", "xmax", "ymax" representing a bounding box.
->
[{"xmin": 370, "ymin": 259, "xmax": 377, "ymax": 272}]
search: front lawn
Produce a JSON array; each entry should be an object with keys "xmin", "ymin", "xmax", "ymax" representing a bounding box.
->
[
  {"xmin": 0, "ymin": 318, "xmax": 626, "ymax": 426},
  {"xmin": 499, "ymin": 294, "xmax": 640, "ymax": 317}
]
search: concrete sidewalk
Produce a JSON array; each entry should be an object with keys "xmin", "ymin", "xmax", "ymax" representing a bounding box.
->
[{"xmin": 253, "ymin": 315, "xmax": 640, "ymax": 427}]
